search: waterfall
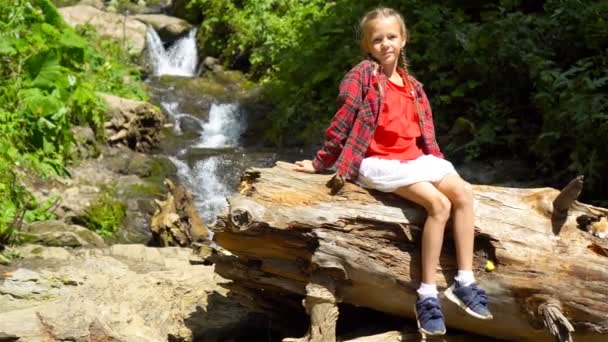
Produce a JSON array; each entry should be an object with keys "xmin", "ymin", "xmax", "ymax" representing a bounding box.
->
[
  {"xmin": 148, "ymin": 26, "xmax": 251, "ymax": 227},
  {"xmin": 168, "ymin": 156, "xmax": 229, "ymax": 227},
  {"xmin": 146, "ymin": 27, "xmax": 198, "ymax": 77},
  {"xmin": 162, "ymin": 100, "xmax": 246, "ymax": 226},
  {"xmin": 197, "ymin": 103, "xmax": 244, "ymax": 147}
]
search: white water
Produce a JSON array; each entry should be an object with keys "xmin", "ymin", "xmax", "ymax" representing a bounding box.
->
[
  {"xmin": 146, "ymin": 27, "xmax": 198, "ymax": 77},
  {"xmin": 197, "ymin": 103, "xmax": 244, "ymax": 147},
  {"xmin": 163, "ymin": 102, "xmax": 245, "ymax": 225},
  {"xmin": 149, "ymin": 27, "xmax": 247, "ymax": 227},
  {"xmin": 168, "ymin": 156, "xmax": 229, "ymax": 227}
]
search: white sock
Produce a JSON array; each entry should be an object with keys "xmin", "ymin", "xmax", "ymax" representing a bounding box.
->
[
  {"xmin": 417, "ymin": 282, "xmax": 438, "ymax": 299},
  {"xmin": 455, "ymin": 270, "xmax": 475, "ymax": 287}
]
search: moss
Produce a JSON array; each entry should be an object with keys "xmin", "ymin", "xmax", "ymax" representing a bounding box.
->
[
  {"xmin": 144, "ymin": 157, "xmax": 177, "ymax": 185},
  {"xmin": 83, "ymin": 187, "xmax": 126, "ymax": 238}
]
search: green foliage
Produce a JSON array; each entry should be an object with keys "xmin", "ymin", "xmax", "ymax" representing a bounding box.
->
[
  {"xmin": 82, "ymin": 188, "xmax": 126, "ymax": 238},
  {"xmin": 0, "ymin": 0, "xmax": 147, "ymax": 243},
  {"xmin": 191, "ymin": 0, "xmax": 608, "ymax": 202}
]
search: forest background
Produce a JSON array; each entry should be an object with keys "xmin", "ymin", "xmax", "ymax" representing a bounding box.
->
[
  {"xmin": 0, "ymin": 0, "xmax": 606, "ymax": 243},
  {"xmin": 183, "ymin": 0, "xmax": 607, "ymax": 202}
]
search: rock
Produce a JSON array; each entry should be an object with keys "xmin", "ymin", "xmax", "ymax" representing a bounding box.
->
[
  {"xmin": 71, "ymin": 126, "xmax": 99, "ymax": 159},
  {"xmin": 77, "ymin": 0, "xmax": 104, "ymax": 10},
  {"xmin": 178, "ymin": 115, "xmax": 203, "ymax": 135},
  {"xmin": 58, "ymin": 5, "xmax": 147, "ymax": 55},
  {"xmin": 10, "ymin": 244, "xmax": 74, "ymax": 261},
  {"xmin": 22, "ymin": 221, "xmax": 106, "ymax": 248},
  {"xmin": 0, "ymin": 245, "xmax": 291, "ymax": 341},
  {"xmin": 133, "ymin": 14, "xmax": 192, "ymax": 42},
  {"xmin": 202, "ymin": 56, "xmax": 220, "ymax": 70}
]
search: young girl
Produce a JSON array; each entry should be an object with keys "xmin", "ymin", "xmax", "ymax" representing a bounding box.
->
[{"xmin": 293, "ymin": 7, "xmax": 492, "ymax": 336}]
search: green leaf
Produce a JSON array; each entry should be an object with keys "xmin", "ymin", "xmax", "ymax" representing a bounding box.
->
[{"xmin": 25, "ymin": 50, "xmax": 64, "ymax": 90}]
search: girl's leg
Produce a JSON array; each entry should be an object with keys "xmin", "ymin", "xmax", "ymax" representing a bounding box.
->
[
  {"xmin": 435, "ymin": 174, "xmax": 493, "ymax": 320},
  {"xmin": 394, "ymin": 181, "xmax": 452, "ymax": 285},
  {"xmin": 434, "ymin": 174, "xmax": 474, "ymax": 272},
  {"xmin": 395, "ymin": 181, "xmax": 451, "ymax": 335}
]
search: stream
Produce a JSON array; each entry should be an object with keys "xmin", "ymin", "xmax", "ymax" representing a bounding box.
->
[{"xmin": 145, "ymin": 28, "xmax": 307, "ymax": 227}]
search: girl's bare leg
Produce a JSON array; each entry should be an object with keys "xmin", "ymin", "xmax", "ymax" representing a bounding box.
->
[
  {"xmin": 434, "ymin": 174, "xmax": 474, "ymax": 271},
  {"xmin": 394, "ymin": 182, "xmax": 451, "ymax": 284}
]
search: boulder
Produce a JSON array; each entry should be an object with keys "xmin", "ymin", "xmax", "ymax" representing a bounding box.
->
[
  {"xmin": 22, "ymin": 221, "xmax": 106, "ymax": 248},
  {"xmin": 58, "ymin": 5, "xmax": 147, "ymax": 55},
  {"xmin": 133, "ymin": 14, "xmax": 193, "ymax": 42}
]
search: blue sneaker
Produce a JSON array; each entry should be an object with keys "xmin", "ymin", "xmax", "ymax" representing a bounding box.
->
[
  {"xmin": 445, "ymin": 282, "xmax": 493, "ymax": 320},
  {"xmin": 415, "ymin": 297, "xmax": 447, "ymax": 336}
]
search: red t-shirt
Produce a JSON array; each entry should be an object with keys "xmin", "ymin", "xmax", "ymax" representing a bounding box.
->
[{"xmin": 365, "ymin": 76, "xmax": 424, "ymax": 160}]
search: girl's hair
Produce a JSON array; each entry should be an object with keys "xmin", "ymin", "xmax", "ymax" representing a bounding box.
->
[{"xmin": 359, "ymin": 7, "xmax": 410, "ymax": 73}]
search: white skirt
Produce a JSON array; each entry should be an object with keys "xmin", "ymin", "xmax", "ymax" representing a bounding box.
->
[{"xmin": 356, "ymin": 154, "xmax": 458, "ymax": 192}]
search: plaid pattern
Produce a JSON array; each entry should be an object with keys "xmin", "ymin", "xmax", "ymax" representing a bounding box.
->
[{"xmin": 312, "ymin": 60, "xmax": 443, "ymax": 181}]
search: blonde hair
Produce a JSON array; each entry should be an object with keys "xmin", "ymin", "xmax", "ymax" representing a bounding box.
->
[{"xmin": 359, "ymin": 7, "xmax": 410, "ymax": 73}]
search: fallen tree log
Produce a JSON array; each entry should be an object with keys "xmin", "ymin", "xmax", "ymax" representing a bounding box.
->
[{"xmin": 209, "ymin": 162, "xmax": 608, "ymax": 341}]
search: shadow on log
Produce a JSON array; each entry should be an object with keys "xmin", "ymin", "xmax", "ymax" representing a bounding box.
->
[{"xmin": 208, "ymin": 162, "xmax": 608, "ymax": 341}]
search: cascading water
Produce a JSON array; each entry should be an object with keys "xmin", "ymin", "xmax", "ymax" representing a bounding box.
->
[
  {"xmin": 146, "ymin": 27, "xmax": 198, "ymax": 77},
  {"xmin": 146, "ymin": 26, "xmax": 305, "ymax": 227},
  {"xmin": 197, "ymin": 103, "xmax": 244, "ymax": 148},
  {"xmin": 146, "ymin": 25, "xmax": 242, "ymax": 225}
]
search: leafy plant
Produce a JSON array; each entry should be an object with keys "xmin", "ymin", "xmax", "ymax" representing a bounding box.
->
[
  {"xmin": 82, "ymin": 188, "xmax": 126, "ymax": 238},
  {"xmin": 0, "ymin": 0, "xmax": 147, "ymax": 244}
]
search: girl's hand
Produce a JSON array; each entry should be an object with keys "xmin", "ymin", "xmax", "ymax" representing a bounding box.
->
[{"xmin": 293, "ymin": 160, "xmax": 316, "ymax": 173}]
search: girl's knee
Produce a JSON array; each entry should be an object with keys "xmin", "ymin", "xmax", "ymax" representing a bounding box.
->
[
  {"xmin": 452, "ymin": 181, "xmax": 473, "ymax": 208},
  {"xmin": 428, "ymin": 194, "xmax": 451, "ymax": 221}
]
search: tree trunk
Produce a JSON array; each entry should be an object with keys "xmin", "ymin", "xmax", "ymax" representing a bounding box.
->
[{"xmin": 210, "ymin": 162, "xmax": 608, "ymax": 341}]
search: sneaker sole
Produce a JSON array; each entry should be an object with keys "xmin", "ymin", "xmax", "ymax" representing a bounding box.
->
[
  {"xmin": 444, "ymin": 286, "xmax": 494, "ymax": 320},
  {"xmin": 414, "ymin": 305, "xmax": 447, "ymax": 336}
]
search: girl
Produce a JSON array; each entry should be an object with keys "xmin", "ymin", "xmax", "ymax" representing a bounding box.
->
[{"xmin": 293, "ymin": 7, "xmax": 492, "ymax": 336}]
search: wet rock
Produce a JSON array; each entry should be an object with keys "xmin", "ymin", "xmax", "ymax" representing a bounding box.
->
[
  {"xmin": 22, "ymin": 221, "xmax": 106, "ymax": 248},
  {"xmin": 59, "ymin": 5, "xmax": 147, "ymax": 55},
  {"xmin": 178, "ymin": 115, "xmax": 203, "ymax": 135}
]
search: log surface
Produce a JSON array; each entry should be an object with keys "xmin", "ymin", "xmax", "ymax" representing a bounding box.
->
[{"xmin": 212, "ymin": 162, "xmax": 608, "ymax": 341}]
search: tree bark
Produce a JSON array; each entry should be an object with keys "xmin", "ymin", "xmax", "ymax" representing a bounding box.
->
[{"xmin": 210, "ymin": 162, "xmax": 608, "ymax": 341}]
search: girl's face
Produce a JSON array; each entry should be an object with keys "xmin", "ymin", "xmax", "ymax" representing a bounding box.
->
[{"xmin": 365, "ymin": 17, "xmax": 406, "ymax": 69}]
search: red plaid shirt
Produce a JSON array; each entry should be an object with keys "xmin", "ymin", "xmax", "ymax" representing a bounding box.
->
[{"xmin": 312, "ymin": 60, "xmax": 444, "ymax": 181}]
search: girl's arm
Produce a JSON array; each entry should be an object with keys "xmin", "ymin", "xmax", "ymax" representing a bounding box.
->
[
  {"xmin": 419, "ymin": 87, "xmax": 444, "ymax": 159},
  {"xmin": 310, "ymin": 68, "xmax": 364, "ymax": 172}
]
